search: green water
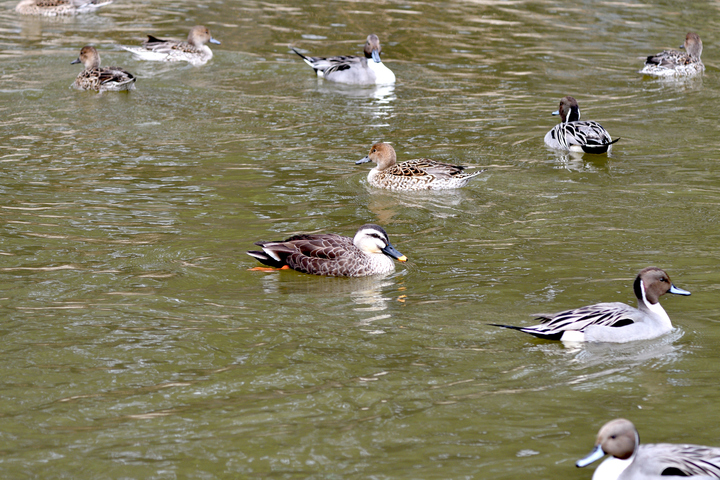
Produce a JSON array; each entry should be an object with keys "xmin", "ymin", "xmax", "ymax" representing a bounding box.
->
[{"xmin": 1, "ymin": 0, "xmax": 720, "ymax": 478}]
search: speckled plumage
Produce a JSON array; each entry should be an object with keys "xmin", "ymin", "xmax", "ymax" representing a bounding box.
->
[
  {"xmin": 640, "ymin": 32, "xmax": 704, "ymax": 77},
  {"xmin": 492, "ymin": 267, "xmax": 691, "ymax": 343},
  {"xmin": 356, "ymin": 142, "xmax": 483, "ymax": 191},
  {"xmin": 71, "ymin": 46, "xmax": 136, "ymax": 92},
  {"xmin": 544, "ymin": 96, "xmax": 618, "ymax": 154},
  {"xmin": 292, "ymin": 34, "xmax": 395, "ymax": 85},
  {"xmin": 15, "ymin": 0, "xmax": 113, "ymax": 16},
  {"xmin": 578, "ymin": 419, "xmax": 720, "ymax": 480},
  {"xmin": 247, "ymin": 224, "xmax": 407, "ymax": 277},
  {"xmin": 122, "ymin": 26, "xmax": 220, "ymax": 66}
]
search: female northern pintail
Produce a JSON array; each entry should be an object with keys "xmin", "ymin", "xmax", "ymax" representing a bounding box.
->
[
  {"xmin": 544, "ymin": 96, "xmax": 619, "ymax": 154},
  {"xmin": 577, "ymin": 418, "xmax": 720, "ymax": 480},
  {"xmin": 122, "ymin": 26, "xmax": 220, "ymax": 66},
  {"xmin": 71, "ymin": 46, "xmax": 136, "ymax": 92},
  {"xmin": 356, "ymin": 142, "xmax": 483, "ymax": 191},
  {"xmin": 640, "ymin": 32, "xmax": 704, "ymax": 77},
  {"xmin": 491, "ymin": 267, "xmax": 690, "ymax": 343},
  {"xmin": 15, "ymin": 0, "xmax": 112, "ymax": 15},
  {"xmin": 292, "ymin": 34, "xmax": 395, "ymax": 85},
  {"xmin": 247, "ymin": 224, "xmax": 407, "ymax": 277}
]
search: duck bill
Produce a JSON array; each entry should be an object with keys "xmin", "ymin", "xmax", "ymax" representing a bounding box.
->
[
  {"xmin": 669, "ymin": 284, "xmax": 691, "ymax": 296},
  {"xmin": 356, "ymin": 155, "xmax": 371, "ymax": 165},
  {"xmin": 210, "ymin": 37, "xmax": 221, "ymax": 45},
  {"xmin": 551, "ymin": 110, "xmax": 560, "ymax": 116},
  {"xmin": 371, "ymin": 49, "xmax": 382, "ymax": 63},
  {"xmin": 576, "ymin": 445, "xmax": 606, "ymax": 468},
  {"xmin": 71, "ymin": 58, "xmax": 81, "ymax": 65},
  {"xmin": 382, "ymin": 244, "xmax": 407, "ymax": 262}
]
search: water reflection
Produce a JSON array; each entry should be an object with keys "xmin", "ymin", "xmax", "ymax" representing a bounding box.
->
[
  {"xmin": 551, "ymin": 150, "xmax": 612, "ymax": 172},
  {"xmin": 255, "ymin": 270, "xmax": 405, "ymax": 318},
  {"xmin": 568, "ymin": 328, "xmax": 685, "ymax": 369},
  {"xmin": 309, "ymin": 82, "xmax": 395, "ymax": 120}
]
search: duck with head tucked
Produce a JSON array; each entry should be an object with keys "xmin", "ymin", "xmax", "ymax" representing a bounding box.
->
[
  {"xmin": 544, "ymin": 96, "xmax": 619, "ymax": 154},
  {"xmin": 491, "ymin": 267, "xmax": 690, "ymax": 343},
  {"xmin": 292, "ymin": 34, "xmax": 395, "ymax": 85},
  {"xmin": 16, "ymin": 0, "xmax": 113, "ymax": 16},
  {"xmin": 640, "ymin": 32, "xmax": 704, "ymax": 77},
  {"xmin": 71, "ymin": 46, "xmax": 136, "ymax": 92},
  {"xmin": 356, "ymin": 143, "xmax": 483, "ymax": 191},
  {"xmin": 122, "ymin": 26, "xmax": 220, "ymax": 66},
  {"xmin": 247, "ymin": 224, "xmax": 407, "ymax": 277},
  {"xmin": 577, "ymin": 418, "xmax": 720, "ymax": 480}
]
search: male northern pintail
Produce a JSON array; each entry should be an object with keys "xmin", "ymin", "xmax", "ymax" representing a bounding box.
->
[
  {"xmin": 356, "ymin": 142, "xmax": 483, "ymax": 191},
  {"xmin": 15, "ymin": 0, "xmax": 112, "ymax": 15},
  {"xmin": 544, "ymin": 96, "xmax": 619, "ymax": 154},
  {"xmin": 247, "ymin": 224, "xmax": 407, "ymax": 277},
  {"xmin": 292, "ymin": 34, "xmax": 395, "ymax": 85},
  {"xmin": 491, "ymin": 267, "xmax": 690, "ymax": 343},
  {"xmin": 122, "ymin": 26, "xmax": 220, "ymax": 66},
  {"xmin": 71, "ymin": 46, "xmax": 136, "ymax": 92},
  {"xmin": 577, "ymin": 418, "xmax": 720, "ymax": 480},
  {"xmin": 640, "ymin": 32, "xmax": 704, "ymax": 77}
]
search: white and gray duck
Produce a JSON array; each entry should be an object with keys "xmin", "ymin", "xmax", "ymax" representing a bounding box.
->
[
  {"xmin": 544, "ymin": 96, "xmax": 619, "ymax": 154},
  {"xmin": 577, "ymin": 418, "xmax": 720, "ymax": 480},
  {"xmin": 292, "ymin": 34, "xmax": 395, "ymax": 85},
  {"xmin": 491, "ymin": 267, "xmax": 690, "ymax": 343}
]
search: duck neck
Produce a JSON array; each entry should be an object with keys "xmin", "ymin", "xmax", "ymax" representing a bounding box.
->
[{"xmin": 636, "ymin": 280, "xmax": 672, "ymax": 328}]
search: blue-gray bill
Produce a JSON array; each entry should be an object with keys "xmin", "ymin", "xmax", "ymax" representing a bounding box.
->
[{"xmin": 576, "ymin": 444, "xmax": 605, "ymax": 468}]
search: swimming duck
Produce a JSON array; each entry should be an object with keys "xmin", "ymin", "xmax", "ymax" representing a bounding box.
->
[
  {"xmin": 122, "ymin": 26, "xmax": 220, "ymax": 66},
  {"xmin": 577, "ymin": 418, "xmax": 720, "ymax": 480},
  {"xmin": 15, "ymin": 0, "xmax": 113, "ymax": 15},
  {"xmin": 71, "ymin": 46, "xmax": 136, "ymax": 92},
  {"xmin": 356, "ymin": 142, "xmax": 483, "ymax": 191},
  {"xmin": 292, "ymin": 34, "xmax": 395, "ymax": 85},
  {"xmin": 544, "ymin": 96, "xmax": 619, "ymax": 154},
  {"xmin": 491, "ymin": 267, "xmax": 690, "ymax": 343},
  {"xmin": 247, "ymin": 224, "xmax": 407, "ymax": 277},
  {"xmin": 640, "ymin": 32, "xmax": 704, "ymax": 77}
]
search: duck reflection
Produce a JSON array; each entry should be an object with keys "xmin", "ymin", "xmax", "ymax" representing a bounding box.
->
[
  {"xmin": 552, "ymin": 150, "xmax": 612, "ymax": 172},
  {"xmin": 311, "ymin": 83, "xmax": 396, "ymax": 120},
  {"xmin": 257, "ymin": 271, "xmax": 405, "ymax": 315}
]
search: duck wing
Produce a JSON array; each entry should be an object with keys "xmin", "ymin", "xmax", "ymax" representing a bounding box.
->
[
  {"xmin": 632, "ymin": 444, "xmax": 720, "ymax": 478},
  {"xmin": 646, "ymin": 50, "xmax": 693, "ymax": 68},
  {"xmin": 560, "ymin": 121, "xmax": 618, "ymax": 154}
]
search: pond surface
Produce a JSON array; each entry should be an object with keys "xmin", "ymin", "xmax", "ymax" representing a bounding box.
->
[{"xmin": 2, "ymin": 0, "xmax": 720, "ymax": 478}]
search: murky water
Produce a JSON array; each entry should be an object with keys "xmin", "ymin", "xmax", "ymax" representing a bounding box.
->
[{"xmin": 2, "ymin": 0, "xmax": 720, "ymax": 477}]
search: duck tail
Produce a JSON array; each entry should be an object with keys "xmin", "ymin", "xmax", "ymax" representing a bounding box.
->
[
  {"xmin": 291, "ymin": 47, "xmax": 309, "ymax": 61},
  {"xmin": 247, "ymin": 250, "xmax": 286, "ymax": 268},
  {"xmin": 581, "ymin": 137, "xmax": 620, "ymax": 155},
  {"xmin": 488, "ymin": 323, "xmax": 564, "ymax": 341}
]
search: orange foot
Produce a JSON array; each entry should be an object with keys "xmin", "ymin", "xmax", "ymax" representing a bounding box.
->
[{"xmin": 248, "ymin": 265, "xmax": 291, "ymax": 272}]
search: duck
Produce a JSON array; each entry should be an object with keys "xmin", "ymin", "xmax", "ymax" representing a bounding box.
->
[
  {"xmin": 356, "ymin": 142, "xmax": 483, "ymax": 191},
  {"xmin": 640, "ymin": 32, "xmax": 704, "ymax": 77},
  {"xmin": 577, "ymin": 418, "xmax": 720, "ymax": 480},
  {"xmin": 491, "ymin": 267, "xmax": 690, "ymax": 343},
  {"xmin": 71, "ymin": 46, "xmax": 136, "ymax": 92},
  {"xmin": 15, "ymin": 0, "xmax": 113, "ymax": 16},
  {"xmin": 247, "ymin": 224, "xmax": 407, "ymax": 277},
  {"xmin": 544, "ymin": 96, "xmax": 619, "ymax": 154},
  {"xmin": 121, "ymin": 26, "xmax": 220, "ymax": 66},
  {"xmin": 292, "ymin": 34, "xmax": 395, "ymax": 85}
]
